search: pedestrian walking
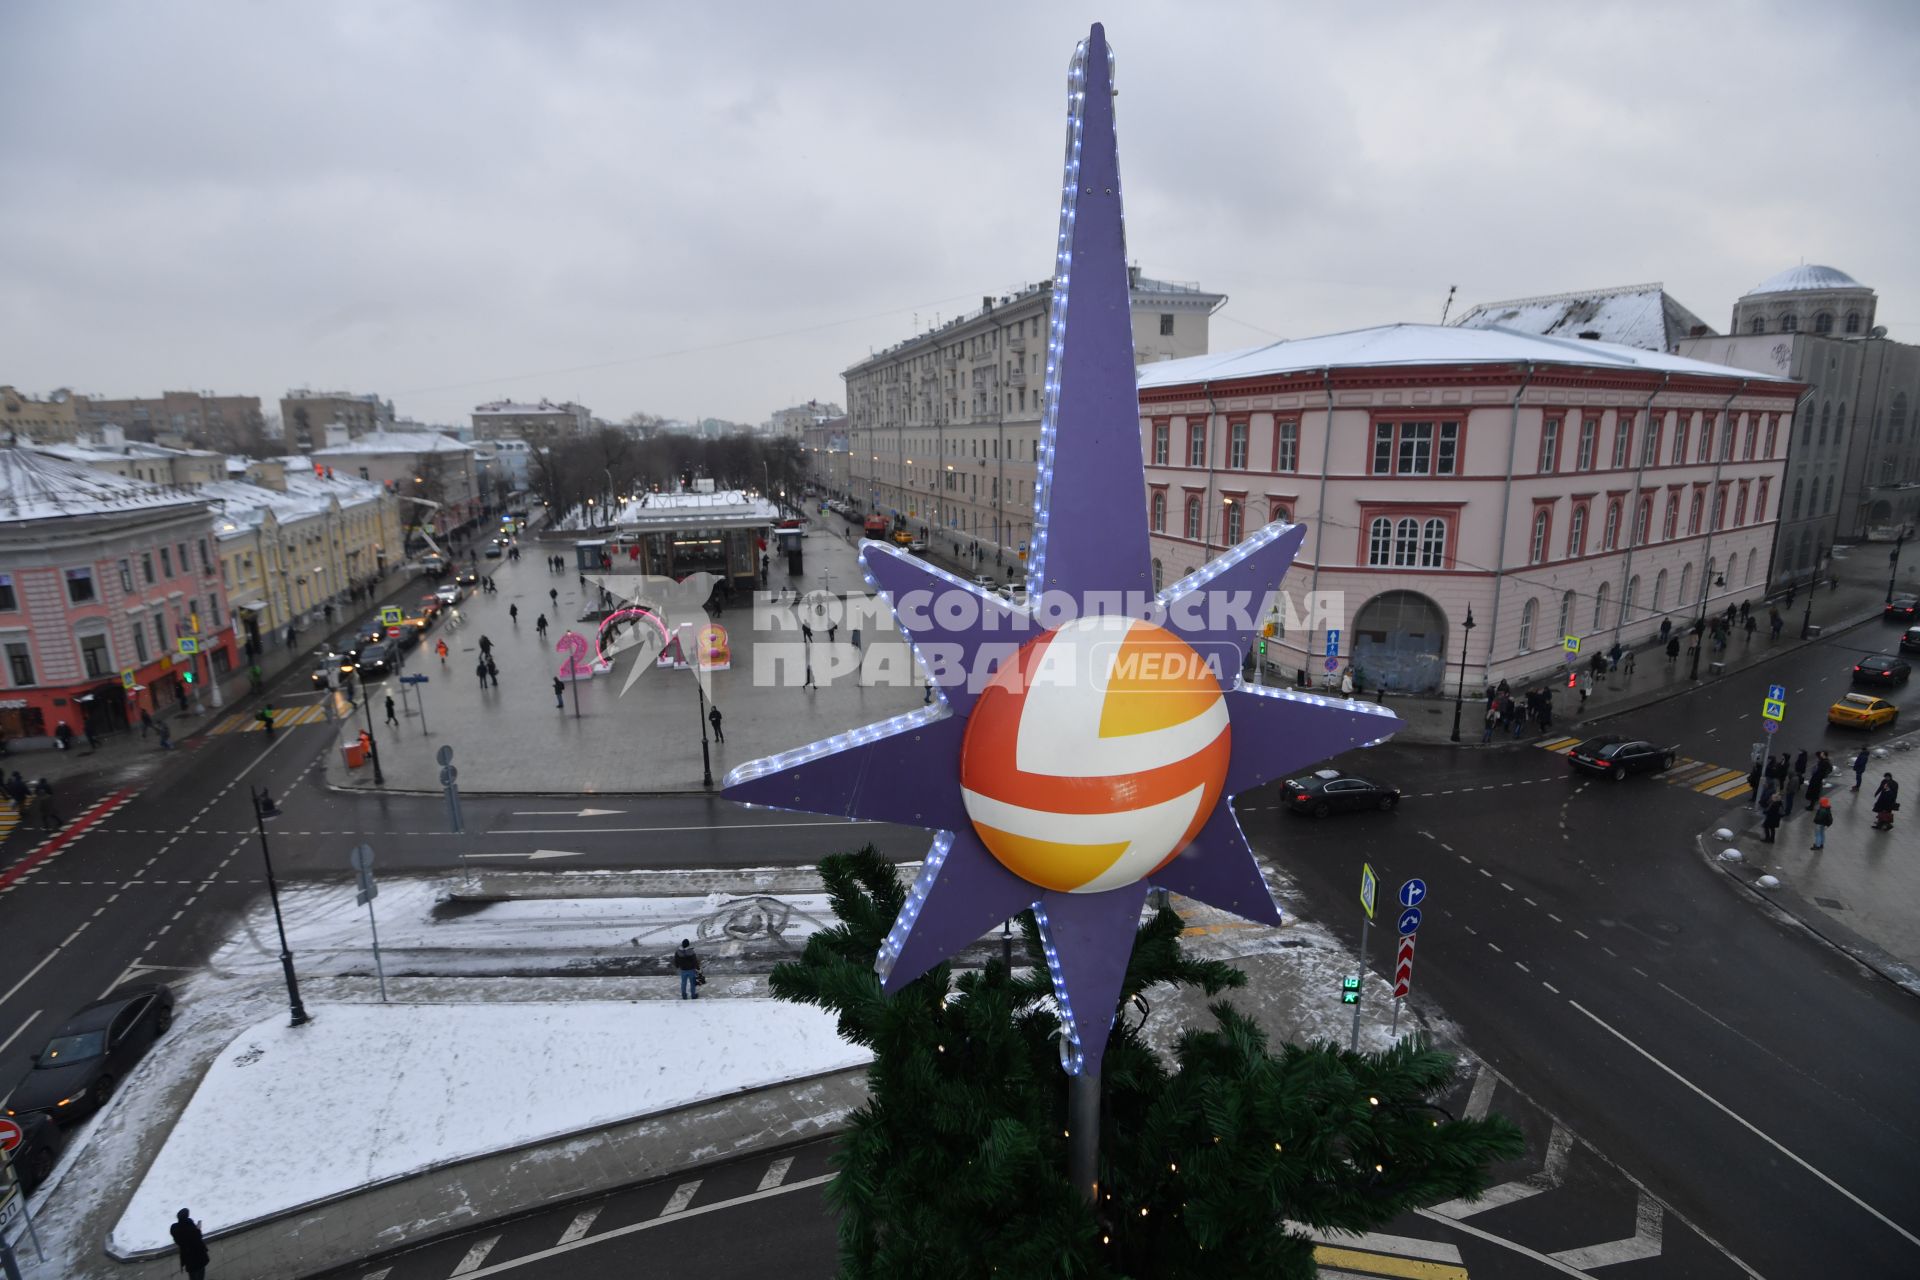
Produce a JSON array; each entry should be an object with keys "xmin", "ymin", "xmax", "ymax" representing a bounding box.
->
[
  {"xmin": 478, "ymin": 634, "xmax": 493, "ymax": 657},
  {"xmin": 851, "ymin": 626, "xmax": 862, "ymax": 651},
  {"xmin": 476, "ymin": 658, "xmax": 489, "ymax": 688},
  {"xmin": 536, "ymin": 613, "xmax": 549, "ymax": 640},
  {"xmin": 1853, "ymin": 746, "xmax": 1870, "ymax": 791},
  {"xmin": 1761, "ymin": 794, "xmax": 1782, "ymax": 843},
  {"xmin": 1340, "ymin": 668, "xmax": 1354, "ymax": 698},
  {"xmin": 1659, "ymin": 617, "xmax": 1672, "ymax": 645},
  {"xmin": 485, "ymin": 655, "xmax": 499, "ymax": 687},
  {"xmin": 257, "ymin": 705, "xmax": 276, "ymax": 737},
  {"xmin": 553, "ymin": 676, "xmax": 566, "ymax": 709},
  {"xmin": 1666, "ymin": 636, "xmax": 1680, "ymax": 667},
  {"xmin": 1812, "ymin": 797, "xmax": 1834, "ymax": 850},
  {"xmin": 1770, "ymin": 610, "xmax": 1784, "ymax": 641},
  {"xmin": 436, "ymin": 638, "xmax": 449, "ymax": 665},
  {"xmin": 550, "ymin": 588, "xmax": 559, "ymax": 610},
  {"xmin": 156, "ymin": 721, "xmax": 173, "ymax": 751},
  {"xmin": 674, "ymin": 939, "xmax": 703, "ymax": 999},
  {"xmin": 1607, "ymin": 642, "xmax": 1622, "ymax": 672},
  {"xmin": 384, "ymin": 694, "xmax": 397, "ymax": 727},
  {"xmin": 803, "ymin": 658, "xmax": 817, "ymax": 690},
  {"xmin": 139, "ymin": 707, "xmax": 154, "ymax": 738},
  {"xmin": 4, "ymin": 771, "xmax": 26, "ymax": 812},
  {"xmin": 510, "ymin": 603, "xmax": 519, "ymax": 625},
  {"xmin": 800, "ymin": 621, "xmax": 814, "ymax": 646},
  {"xmin": 1872, "ymin": 774, "xmax": 1900, "ymax": 829},
  {"xmin": 54, "ymin": 721, "xmax": 71, "ymax": 751},
  {"xmin": 1746, "ymin": 758, "xmax": 1763, "ymax": 802},
  {"xmin": 33, "ymin": 777, "xmax": 60, "ymax": 830},
  {"xmin": 709, "ymin": 704, "xmax": 724, "ymax": 743},
  {"xmin": 1744, "ymin": 614, "xmax": 1757, "ymax": 643},
  {"xmin": 828, "ymin": 622, "xmax": 838, "ymax": 644},
  {"xmin": 170, "ymin": 1208, "xmax": 211, "ymax": 1280},
  {"xmin": 1482, "ymin": 702, "xmax": 1498, "ymax": 744}
]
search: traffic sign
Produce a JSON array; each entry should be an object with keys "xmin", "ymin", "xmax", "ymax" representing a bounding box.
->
[
  {"xmin": 399, "ymin": 673, "xmax": 429, "ymax": 685},
  {"xmin": 356, "ymin": 883, "xmax": 378, "ymax": 906},
  {"xmin": 348, "ymin": 843, "xmax": 375, "ymax": 873},
  {"xmin": 1393, "ymin": 934, "xmax": 1417, "ymax": 999},
  {"xmin": 1399, "ymin": 878, "xmax": 1427, "ymax": 908},
  {"xmin": 1339, "ymin": 974, "xmax": 1360, "ymax": 1005},
  {"xmin": 1397, "ymin": 906, "xmax": 1422, "ymax": 936},
  {"xmin": 437, "ymin": 745, "xmax": 455, "ymax": 767},
  {"xmin": 380, "ymin": 606, "xmax": 404, "ymax": 626},
  {"xmin": 121, "ymin": 667, "xmax": 137, "ymax": 690},
  {"xmin": 1764, "ymin": 721, "xmax": 1779, "ymax": 735},
  {"xmin": 1324, "ymin": 657, "xmax": 1340, "ymax": 673},
  {"xmin": 1767, "ymin": 683, "xmax": 1786, "ymax": 701},
  {"xmin": 1762, "ymin": 698, "xmax": 1786, "ymax": 722},
  {"xmin": 1360, "ymin": 863, "xmax": 1378, "ymax": 921},
  {"xmin": 440, "ymin": 765, "xmax": 458, "ymax": 786},
  {"xmin": 0, "ymin": 1118, "xmax": 21, "ymax": 1153},
  {"xmin": 1324, "ymin": 628, "xmax": 1341, "ymax": 656},
  {"xmin": 1562, "ymin": 635, "xmax": 1580, "ymax": 654},
  {"xmin": 176, "ymin": 636, "xmax": 200, "ymax": 655}
]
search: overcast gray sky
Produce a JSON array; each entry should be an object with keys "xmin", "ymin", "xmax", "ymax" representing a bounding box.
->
[{"xmin": 4, "ymin": 1, "xmax": 1916, "ymax": 428}]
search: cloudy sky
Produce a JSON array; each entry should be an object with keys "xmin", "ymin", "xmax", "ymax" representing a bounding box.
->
[{"xmin": 4, "ymin": 1, "xmax": 1916, "ymax": 428}]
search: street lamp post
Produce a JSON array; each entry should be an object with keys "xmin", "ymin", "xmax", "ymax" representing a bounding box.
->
[
  {"xmin": 250, "ymin": 786, "xmax": 311, "ymax": 1027},
  {"xmin": 1449, "ymin": 606, "xmax": 1476, "ymax": 743},
  {"xmin": 695, "ymin": 677, "xmax": 714, "ymax": 789}
]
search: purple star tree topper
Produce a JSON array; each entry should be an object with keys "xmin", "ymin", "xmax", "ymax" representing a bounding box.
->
[{"xmin": 725, "ymin": 23, "xmax": 1399, "ymax": 1076}]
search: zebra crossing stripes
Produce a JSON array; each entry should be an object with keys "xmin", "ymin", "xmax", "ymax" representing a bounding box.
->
[
  {"xmin": 1534, "ymin": 739, "xmax": 1752, "ymax": 800},
  {"xmin": 0, "ymin": 804, "xmax": 18, "ymax": 843},
  {"xmin": 210, "ymin": 702, "xmax": 340, "ymax": 734}
]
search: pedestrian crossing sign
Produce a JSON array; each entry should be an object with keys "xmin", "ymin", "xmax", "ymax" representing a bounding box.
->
[
  {"xmin": 120, "ymin": 667, "xmax": 137, "ymax": 689},
  {"xmin": 1562, "ymin": 635, "xmax": 1580, "ymax": 653},
  {"xmin": 380, "ymin": 606, "xmax": 404, "ymax": 626},
  {"xmin": 1762, "ymin": 698, "xmax": 1786, "ymax": 722},
  {"xmin": 175, "ymin": 636, "xmax": 200, "ymax": 655}
]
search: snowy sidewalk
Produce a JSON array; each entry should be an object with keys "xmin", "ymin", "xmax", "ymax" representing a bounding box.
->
[{"xmin": 109, "ymin": 1000, "xmax": 868, "ymax": 1257}]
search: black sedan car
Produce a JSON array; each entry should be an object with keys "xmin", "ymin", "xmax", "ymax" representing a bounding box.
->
[
  {"xmin": 455, "ymin": 568, "xmax": 480, "ymax": 586},
  {"xmin": 354, "ymin": 640, "xmax": 398, "ymax": 678},
  {"xmin": 1885, "ymin": 594, "xmax": 1919, "ymax": 621},
  {"xmin": 5, "ymin": 985, "xmax": 174, "ymax": 1125},
  {"xmin": 1565, "ymin": 735, "xmax": 1677, "ymax": 780},
  {"xmin": 1281, "ymin": 768, "xmax": 1401, "ymax": 817},
  {"xmin": 1853, "ymin": 654, "xmax": 1912, "ymax": 685}
]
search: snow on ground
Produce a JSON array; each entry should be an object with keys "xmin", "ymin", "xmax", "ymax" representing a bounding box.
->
[{"xmin": 110, "ymin": 999, "xmax": 868, "ymax": 1254}]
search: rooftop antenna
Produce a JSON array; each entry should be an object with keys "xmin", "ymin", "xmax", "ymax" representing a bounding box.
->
[{"xmin": 1439, "ymin": 284, "xmax": 1458, "ymax": 326}]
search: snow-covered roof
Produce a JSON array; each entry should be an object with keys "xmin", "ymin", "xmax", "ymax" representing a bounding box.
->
[
  {"xmin": 1135, "ymin": 323, "xmax": 1793, "ymax": 390},
  {"xmin": 32, "ymin": 439, "xmax": 222, "ymax": 464},
  {"xmin": 309, "ymin": 430, "xmax": 475, "ymax": 457},
  {"xmin": 1451, "ymin": 283, "xmax": 1712, "ymax": 353},
  {"xmin": 1745, "ymin": 265, "xmax": 1866, "ymax": 296},
  {"xmin": 198, "ymin": 471, "xmax": 390, "ymax": 539},
  {"xmin": 473, "ymin": 400, "xmax": 585, "ymax": 416},
  {"xmin": 580, "ymin": 489, "xmax": 778, "ymax": 532},
  {"xmin": 0, "ymin": 448, "xmax": 209, "ymax": 523}
]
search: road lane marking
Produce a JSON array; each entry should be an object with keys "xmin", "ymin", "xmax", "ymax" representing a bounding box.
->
[
  {"xmin": 756, "ymin": 1156, "xmax": 794, "ymax": 1192},
  {"xmin": 1417, "ymin": 1207, "xmax": 1592, "ymax": 1278},
  {"xmin": 1550, "ymin": 1190, "xmax": 1663, "ymax": 1268},
  {"xmin": 0, "ymin": 1011, "xmax": 40, "ymax": 1056},
  {"xmin": 1311, "ymin": 1245, "xmax": 1466, "ymax": 1278},
  {"xmin": 1461, "ymin": 1066, "xmax": 1496, "ymax": 1121},
  {"xmin": 450, "ymin": 1234, "xmax": 500, "ymax": 1274},
  {"xmin": 1430, "ymin": 1124, "xmax": 1568, "ymax": 1219},
  {"xmin": 0, "ymin": 787, "xmax": 138, "ymax": 893},
  {"xmin": 0, "ymin": 953, "xmax": 58, "ymax": 1010},
  {"xmin": 555, "ymin": 1206, "xmax": 600, "ymax": 1245},
  {"xmin": 659, "ymin": 1180, "xmax": 701, "ymax": 1215},
  {"xmin": 447, "ymin": 1172, "xmax": 833, "ymax": 1276},
  {"xmin": 1569, "ymin": 1001, "xmax": 1920, "ymax": 1249}
]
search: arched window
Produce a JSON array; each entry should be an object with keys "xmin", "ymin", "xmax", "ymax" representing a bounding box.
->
[
  {"xmin": 1814, "ymin": 312, "xmax": 1833, "ymax": 334},
  {"xmin": 1394, "ymin": 517, "xmax": 1420, "ymax": 567},
  {"xmin": 1593, "ymin": 582, "xmax": 1610, "ymax": 630},
  {"xmin": 1663, "ymin": 493, "xmax": 1679, "ymax": 540},
  {"xmin": 1838, "ymin": 401, "xmax": 1848, "ymax": 443},
  {"xmin": 1679, "ymin": 564, "xmax": 1693, "ymax": 612},
  {"xmin": 1567, "ymin": 505, "xmax": 1587, "ymax": 558},
  {"xmin": 1184, "ymin": 496, "xmax": 1201, "ymax": 539},
  {"xmin": 1558, "ymin": 590, "xmax": 1575, "ymax": 640},
  {"xmin": 1530, "ymin": 510, "xmax": 1549, "ymax": 564},
  {"xmin": 1893, "ymin": 393, "xmax": 1910, "ymax": 442},
  {"xmin": 1671, "ymin": 414, "xmax": 1690, "ymax": 464},
  {"xmin": 1150, "ymin": 491, "xmax": 1166, "ymax": 531},
  {"xmin": 1801, "ymin": 404, "xmax": 1813, "ymax": 446},
  {"xmin": 1689, "ymin": 491, "xmax": 1704, "ymax": 535},
  {"xmin": 1519, "ymin": 598, "xmax": 1537, "ymax": 653},
  {"xmin": 1603, "ymin": 500, "xmax": 1621, "ymax": 550},
  {"xmin": 1420, "ymin": 518, "xmax": 1447, "ymax": 568},
  {"xmin": 1705, "ymin": 558, "xmax": 1717, "ymax": 601},
  {"xmin": 1368, "ymin": 517, "xmax": 1393, "ymax": 566},
  {"xmin": 1624, "ymin": 575, "xmax": 1639, "ymax": 627},
  {"xmin": 1845, "ymin": 311, "xmax": 1862, "ymax": 334},
  {"xmin": 1824, "ymin": 474, "xmax": 1836, "ymax": 511},
  {"xmin": 1791, "ymin": 478, "xmax": 1804, "ymax": 519},
  {"xmin": 1749, "ymin": 317, "xmax": 1765, "ymax": 334},
  {"xmin": 1634, "ymin": 497, "xmax": 1651, "ymax": 545},
  {"xmin": 1782, "ymin": 314, "xmax": 1798, "ymax": 333},
  {"xmin": 1818, "ymin": 402, "xmax": 1830, "ymax": 445},
  {"xmin": 1152, "ymin": 558, "xmax": 1163, "ymax": 592},
  {"xmin": 1269, "ymin": 502, "xmax": 1292, "ymax": 524},
  {"xmin": 1654, "ymin": 567, "xmax": 1669, "ymax": 612},
  {"xmin": 1223, "ymin": 500, "xmax": 1242, "ymax": 543}
]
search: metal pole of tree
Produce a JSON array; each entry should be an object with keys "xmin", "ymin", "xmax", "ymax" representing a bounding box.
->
[
  {"xmin": 1068, "ymin": 1066, "xmax": 1101, "ymax": 1204},
  {"xmin": 1449, "ymin": 606, "xmax": 1476, "ymax": 743},
  {"xmin": 1349, "ymin": 912, "xmax": 1371, "ymax": 1053},
  {"xmin": 251, "ymin": 787, "xmax": 311, "ymax": 1027}
]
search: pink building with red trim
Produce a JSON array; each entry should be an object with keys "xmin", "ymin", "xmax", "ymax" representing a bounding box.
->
[
  {"xmin": 1137, "ymin": 325, "xmax": 1801, "ymax": 692},
  {"xmin": 0, "ymin": 449, "xmax": 237, "ymax": 742}
]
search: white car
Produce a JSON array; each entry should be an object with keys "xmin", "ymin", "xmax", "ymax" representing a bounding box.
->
[{"xmin": 435, "ymin": 585, "xmax": 461, "ymax": 605}]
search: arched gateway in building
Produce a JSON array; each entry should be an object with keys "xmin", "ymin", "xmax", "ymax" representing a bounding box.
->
[{"xmin": 1351, "ymin": 590, "xmax": 1448, "ymax": 693}]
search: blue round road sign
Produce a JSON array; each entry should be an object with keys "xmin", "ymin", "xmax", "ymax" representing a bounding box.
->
[
  {"xmin": 1399, "ymin": 878, "xmax": 1427, "ymax": 907},
  {"xmin": 1763, "ymin": 721, "xmax": 1778, "ymax": 735},
  {"xmin": 1324, "ymin": 657, "xmax": 1340, "ymax": 673},
  {"xmin": 1397, "ymin": 907, "xmax": 1422, "ymax": 936}
]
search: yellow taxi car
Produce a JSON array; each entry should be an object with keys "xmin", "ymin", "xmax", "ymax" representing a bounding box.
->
[{"xmin": 1828, "ymin": 692, "xmax": 1899, "ymax": 729}]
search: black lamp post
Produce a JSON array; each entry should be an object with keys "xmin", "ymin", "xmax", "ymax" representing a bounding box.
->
[
  {"xmin": 1449, "ymin": 606, "xmax": 1476, "ymax": 743},
  {"xmin": 696, "ymin": 679, "xmax": 714, "ymax": 789},
  {"xmin": 250, "ymin": 786, "xmax": 310, "ymax": 1028},
  {"xmin": 1887, "ymin": 532, "xmax": 1906, "ymax": 604}
]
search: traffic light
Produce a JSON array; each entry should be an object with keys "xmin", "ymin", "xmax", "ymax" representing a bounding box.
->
[
  {"xmin": 1340, "ymin": 974, "xmax": 1360, "ymax": 1005},
  {"xmin": 1258, "ymin": 637, "xmax": 1268, "ymax": 657},
  {"xmin": 1567, "ymin": 669, "xmax": 1576, "ymax": 688},
  {"xmin": 182, "ymin": 669, "xmax": 196, "ymax": 685}
]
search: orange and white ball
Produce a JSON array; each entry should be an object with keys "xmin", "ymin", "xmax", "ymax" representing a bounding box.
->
[{"xmin": 960, "ymin": 615, "xmax": 1230, "ymax": 894}]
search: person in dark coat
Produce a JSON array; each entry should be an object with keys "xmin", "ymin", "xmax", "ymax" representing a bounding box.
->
[
  {"xmin": 674, "ymin": 939, "xmax": 702, "ymax": 999},
  {"xmin": 1746, "ymin": 758, "xmax": 1764, "ymax": 804},
  {"xmin": 170, "ymin": 1208, "xmax": 210, "ymax": 1280},
  {"xmin": 553, "ymin": 676, "xmax": 566, "ymax": 709},
  {"xmin": 4, "ymin": 771, "xmax": 26, "ymax": 812},
  {"xmin": 1665, "ymin": 636, "xmax": 1681, "ymax": 667},
  {"xmin": 1761, "ymin": 794, "xmax": 1782, "ymax": 843},
  {"xmin": 384, "ymin": 694, "xmax": 398, "ymax": 727},
  {"xmin": 485, "ymin": 655, "xmax": 499, "ymax": 688},
  {"xmin": 1853, "ymin": 746, "xmax": 1871, "ymax": 791},
  {"xmin": 1872, "ymin": 774, "xmax": 1900, "ymax": 830},
  {"xmin": 476, "ymin": 658, "xmax": 489, "ymax": 687},
  {"xmin": 478, "ymin": 634, "xmax": 493, "ymax": 657},
  {"xmin": 32, "ymin": 777, "xmax": 60, "ymax": 830},
  {"xmin": 708, "ymin": 704, "xmax": 724, "ymax": 743}
]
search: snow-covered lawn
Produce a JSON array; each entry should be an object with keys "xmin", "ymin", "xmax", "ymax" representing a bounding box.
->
[{"xmin": 109, "ymin": 999, "xmax": 868, "ymax": 1254}]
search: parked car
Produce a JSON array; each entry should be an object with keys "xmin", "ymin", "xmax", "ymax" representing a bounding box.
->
[
  {"xmin": 1829, "ymin": 692, "xmax": 1899, "ymax": 729},
  {"xmin": 971, "ymin": 573, "xmax": 995, "ymax": 589},
  {"xmin": 1853, "ymin": 654, "xmax": 1912, "ymax": 685},
  {"xmin": 4, "ymin": 985, "xmax": 175, "ymax": 1125},
  {"xmin": 1885, "ymin": 594, "xmax": 1919, "ymax": 621},
  {"xmin": 6, "ymin": 1112, "xmax": 65, "ymax": 1193},
  {"xmin": 1564, "ymin": 735, "xmax": 1677, "ymax": 780},
  {"xmin": 1281, "ymin": 768, "xmax": 1401, "ymax": 816},
  {"xmin": 908, "ymin": 539, "xmax": 929, "ymax": 553},
  {"xmin": 309, "ymin": 651, "xmax": 358, "ymax": 690},
  {"xmin": 355, "ymin": 640, "xmax": 398, "ymax": 678},
  {"xmin": 1900, "ymin": 626, "xmax": 1920, "ymax": 654}
]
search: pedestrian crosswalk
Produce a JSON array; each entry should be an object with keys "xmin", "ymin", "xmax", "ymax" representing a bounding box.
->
[
  {"xmin": 210, "ymin": 698, "xmax": 351, "ymax": 735},
  {"xmin": 1533, "ymin": 736, "xmax": 1753, "ymax": 800},
  {"xmin": 0, "ymin": 803, "xmax": 17, "ymax": 843}
]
